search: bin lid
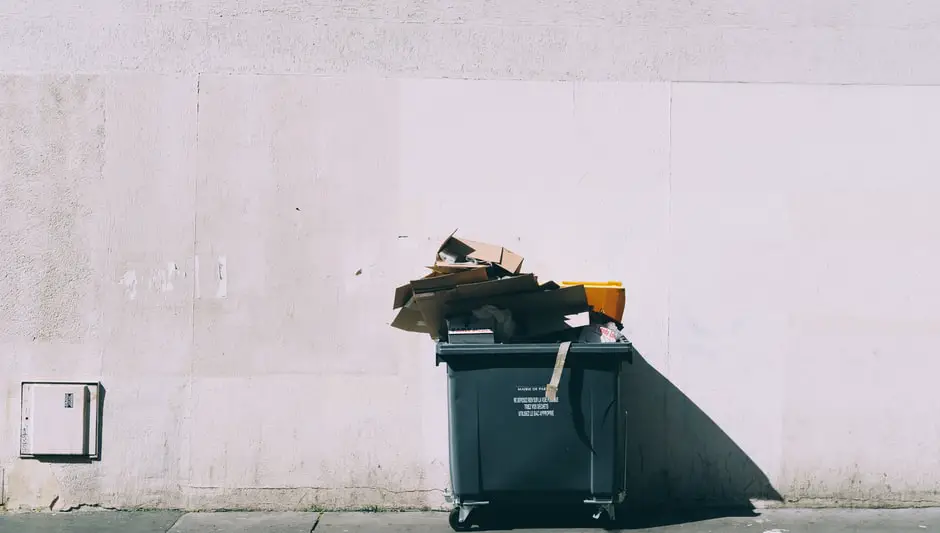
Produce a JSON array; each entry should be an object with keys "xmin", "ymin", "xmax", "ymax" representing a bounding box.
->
[{"xmin": 435, "ymin": 342, "xmax": 633, "ymax": 362}]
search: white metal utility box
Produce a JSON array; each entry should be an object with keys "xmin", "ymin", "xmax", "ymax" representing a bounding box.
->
[{"xmin": 20, "ymin": 382, "xmax": 101, "ymax": 458}]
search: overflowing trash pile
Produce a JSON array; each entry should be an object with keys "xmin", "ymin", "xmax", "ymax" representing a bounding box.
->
[{"xmin": 391, "ymin": 232, "xmax": 630, "ymax": 345}]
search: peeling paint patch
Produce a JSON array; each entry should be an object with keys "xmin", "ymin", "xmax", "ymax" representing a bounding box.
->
[
  {"xmin": 119, "ymin": 270, "xmax": 137, "ymax": 300},
  {"xmin": 215, "ymin": 256, "xmax": 227, "ymax": 298},
  {"xmin": 120, "ymin": 262, "xmax": 188, "ymax": 299},
  {"xmin": 167, "ymin": 262, "xmax": 177, "ymax": 291},
  {"xmin": 149, "ymin": 262, "xmax": 180, "ymax": 293},
  {"xmin": 162, "ymin": 262, "xmax": 180, "ymax": 292}
]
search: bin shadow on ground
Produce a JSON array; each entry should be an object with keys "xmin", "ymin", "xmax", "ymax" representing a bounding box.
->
[{"xmin": 475, "ymin": 349, "xmax": 781, "ymax": 531}]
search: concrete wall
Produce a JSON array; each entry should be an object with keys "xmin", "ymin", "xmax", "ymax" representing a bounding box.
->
[{"xmin": 2, "ymin": 0, "xmax": 940, "ymax": 511}]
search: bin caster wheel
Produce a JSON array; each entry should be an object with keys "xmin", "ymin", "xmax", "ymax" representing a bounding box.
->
[
  {"xmin": 449, "ymin": 508, "xmax": 472, "ymax": 531},
  {"xmin": 593, "ymin": 506, "xmax": 619, "ymax": 530}
]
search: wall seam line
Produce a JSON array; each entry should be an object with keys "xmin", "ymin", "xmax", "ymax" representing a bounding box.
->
[
  {"xmin": 665, "ymin": 81, "xmax": 673, "ymax": 378},
  {"xmin": 185, "ymin": 72, "xmax": 202, "ymax": 508}
]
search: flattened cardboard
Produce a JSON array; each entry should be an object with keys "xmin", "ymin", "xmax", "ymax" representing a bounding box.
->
[
  {"xmin": 393, "ymin": 268, "xmax": 488, "ymax": 310},
  {"xmin": 410, "ymin": 267, "xmax": 487, "ymax": 293},
  {"xmin": 428, "ymin": 262, "xmax": 486, "ymax": 274},
  {"xmin": 413, "ymin": 274, "xmax": 540, "ymax": 338},
  {"xmin": 393, "ymin": 271, "xmax": 440, "ymax": 309},
  {"xmin": 515, "ymin": 313, "xmax": 579, "ymax": 340},
  {"xmin": 446, "ymin": 283, "xmax": 587, "ymax": 319},
  {"xmin": 492, "ymin": 287, "xmax": 592, "ymax": 339},
  {"xmin": 450, "ymin": 274, "xmax": 538, "ymax": 301}
]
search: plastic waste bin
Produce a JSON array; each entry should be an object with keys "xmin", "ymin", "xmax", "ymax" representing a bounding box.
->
[{"xmin": 436, "ymin": 342, "xmax": 633, "ymax": 531}]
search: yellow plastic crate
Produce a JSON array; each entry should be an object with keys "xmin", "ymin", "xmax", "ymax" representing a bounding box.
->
[{"xmin": 559, "ymin": 281, "xmax": 625, "ymax": 322}]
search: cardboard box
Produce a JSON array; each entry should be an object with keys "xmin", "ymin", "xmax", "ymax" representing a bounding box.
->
[{"xmin": 436, "ymin": 232, "xmax": 524, "ymax": 275}]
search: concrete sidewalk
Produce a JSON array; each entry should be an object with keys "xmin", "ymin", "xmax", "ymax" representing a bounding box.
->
[{"xmin": 0, "ymin": 508, "xmax": 938, "ymax": 532}]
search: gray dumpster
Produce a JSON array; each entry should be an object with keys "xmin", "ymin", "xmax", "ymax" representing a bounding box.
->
[{"xmin": 436, "ymin": 342, "xmax": 633, "ymax": 530}]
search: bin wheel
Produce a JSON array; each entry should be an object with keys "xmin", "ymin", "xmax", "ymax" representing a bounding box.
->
[
  {"xmin": 449, "ymin": 508, "xmax": 472, "ymax": 531},
  {"xmin": 593, "ymin": 506, "xmax": 619, "ymax": 531}
]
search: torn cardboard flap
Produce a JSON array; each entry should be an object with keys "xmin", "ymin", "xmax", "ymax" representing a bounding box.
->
[
  {"xmin": 461, "ymin": 238, "xmax": 524, "ymax": 274},
  {"xmin": 437, "ymin": 233, "xmax": 524, "ymax": 274},
  {"xmin": 545, "ymin": 341, "xmax": 571, "ymax": 402},
  {"xmin": 393, "ymin": 283, "xmax": 414, "ymax": 310},
  {"xmin": 391, "ymin": 298, "xmax": 432, "ymax": 334}
]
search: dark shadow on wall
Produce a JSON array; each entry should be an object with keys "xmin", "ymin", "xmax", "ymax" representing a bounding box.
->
[
  {"xmin": 475, "ymin": 349, "xmax": 781, "ymax": 531},
  {"xmin": 617, "ymin": 349, "xmax": 782, "ymax": 527}
]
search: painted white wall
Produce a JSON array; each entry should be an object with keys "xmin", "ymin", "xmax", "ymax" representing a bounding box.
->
[
  {"xmin": 3, "ymin": 0, "xmax": 940, "ymax": 84},
  {"xmin": 2, "ymin": 0, "xmax": 940, "ymax": 511}
]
